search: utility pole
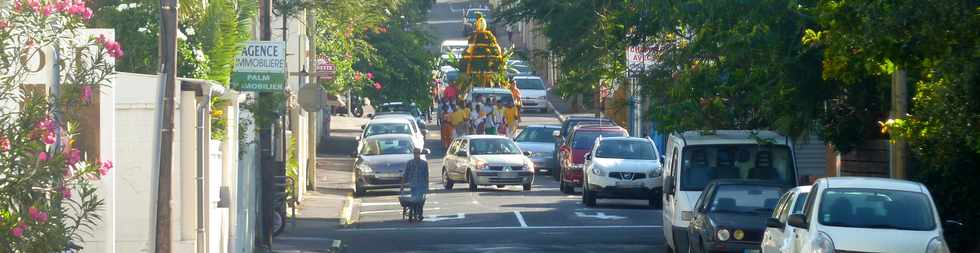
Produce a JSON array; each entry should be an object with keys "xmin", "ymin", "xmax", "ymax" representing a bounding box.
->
[
  {"xmin": 890, "ymin": 68, "xmax": 908, "ymax": 179},
  {"xmin": 257, "ymin": 0, "xmax": 274, "ymax": 249},
  {"xmin": 155, "ymin": 0, "xmax": 178, "ymax": 251}
]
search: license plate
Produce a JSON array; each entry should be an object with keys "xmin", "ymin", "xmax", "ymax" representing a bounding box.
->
[
  {"xmin": 744, "ymin": 250, "xmax": 760, "ymax": 253},
  {"xmin": 376, "ymin": 173, "xmax": 401, "ymax": 179},
  {"xmin": 615, "ymin": 181, "xmax": 643, "ymax": 188},
  {"xmin": 499, "ymin": 172, "xmax": 518, "ymax": 178}
]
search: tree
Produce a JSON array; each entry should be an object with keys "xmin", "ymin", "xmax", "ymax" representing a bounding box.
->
[{"xmin": 1, "ymin": 1, "xmax": 119, "ymax": 251}]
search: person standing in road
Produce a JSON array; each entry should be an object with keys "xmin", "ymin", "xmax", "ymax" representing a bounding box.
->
[
  {"xmin": 493, "ymin": 100, "xmax": 506, "ymax": 136},
  {"xmin": 472, "ymin": 104, "xmax": 484, "ymax": 134},
  {"xmin": 505, "ymin": 102, "xmax": 520, "ymax": 138},
  {"xmin": 440, "ymin": 103, "xmax": 454, "ymax": 147},
  {"xmin": 451, "ymin": 102, "xmax": 467, "ymax": 137},
  {"xmin": 401, "ymin": 148, "xmax": 429, "ymax": 221}
]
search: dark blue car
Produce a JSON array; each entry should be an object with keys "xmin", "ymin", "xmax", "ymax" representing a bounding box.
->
[{"xmin": 687, "ymin": 179, "xmax": 789, "ymax": 253}]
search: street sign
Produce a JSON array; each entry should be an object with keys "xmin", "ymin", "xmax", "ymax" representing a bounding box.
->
[
  {"xmin": 231, "ymin": 41, "xmax": 286, "ymax": 92},
  {"xmin": 298, "ymin": 84, "xmax": 326, "ymax": 111},
  {"xmin": 314, "ymin": 55, "xmax": 336, "ymax": 81}
]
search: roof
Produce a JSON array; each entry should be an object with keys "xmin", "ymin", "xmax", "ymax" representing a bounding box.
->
[
  {"xmin": 820, "ymin": 177, "xmax": 925, "ymax": 193},
  {"xmin": 573, "ymin": 125, "xmax": 627, "ymax": 132},
  {"xmin": 367, "ymin": 117, "xmax": 414, "ymax": 125},
  {"xmin": 373, "ymin": 113, "xmax": 415, "ymax": 120},
  {"xmin": 674, "ymin": 130, "xmax": 790, "ymax": 146},
  {"xmin": 790, "ymin": 185, "xmax": 813, "ymax": 193},
  {"xmin": 707, "ymin": 179, "xmax": 793, "ymax": 187},
  {"xmin": 565, "ymin": 116, "xmax": 610, "ymax": 121},
  {"xmin": 525, "ymin": 124, "xmax": 560, "ymax": 129},
  {"xmin": 364, "ymin": 133, "xmax": 414, "ymax": 140},
  {"xmin": 461, "ymin": 135, "xmax": 511, "ymax": 140},
  {"xmin": 471, "ymin": 87, "xmax": 511, "ymax": 94},
  {"xmin": 380, "ymin": 102, "xmax": 415, "ymax": 106},
  {"xmin": 599, "ymin": 136, "xmax": 652, "ymax": 142},
  {"xmin": 441, "ymin": 40, "xmax": 468, "ymax": 46},
  {"xmin": 512, "ymin": 75, "xmax": 542, "ymax": 80}
]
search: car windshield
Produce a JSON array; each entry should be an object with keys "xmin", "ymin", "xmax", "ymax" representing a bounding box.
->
[
  {"xmin": 516, "ymin": 78, "xmax": 545, "ymax": 90},
  {"xmin": 467, "ymin": 10, "xmax": 490, "ymax": 20},
  {"xmin": 708, "ymin": 185, "xmax": 786, "ymax": 215},
  {"xmin": 595, "ymin": 140, "xmax": 657, "ymax": 160},
  {"xmin": 515, "ymin": 127, "xmax": 557, "ymax": 143},
  {"xmin": 378, "ymin": 104, "xmax": 420, "ymax": 116},
  {"xmin": 469, "ymin": 139, "xmax": 521, "ymax": 155},
  {"xmin": 680, "ymin": 145, "xmax": 797, "ymax": 191},
  {"xmin": 472, "ymin": 92, "xmax": 514, "ymax": 105},
  {"xmin": 365, "ymin": 123, "xmax": 412, "ymax": 137},
  {"xmin": 560, "ymin": 119, "xmax": 611, "ymax": 137},
  {"xmin": 360, "ymin": 138, "xmax": 413, "ymax": 156},
  {"xmin": 571, "ymin": 131, "xmax": 626, "ymax": 149},
  {"xmin": 511, "ymin": 65, "xmax": 531, "ymax": 73},
  {"xmin": 818, "ymin": 188, "xmax": 935, "ymax": 231}
]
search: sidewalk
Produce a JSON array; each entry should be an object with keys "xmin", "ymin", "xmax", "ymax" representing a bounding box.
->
[{"xmin": 271, "ymin": 116, "xmax": 367, "ymax": 252}]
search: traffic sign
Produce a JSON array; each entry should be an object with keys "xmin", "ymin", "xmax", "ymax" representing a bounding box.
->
[{"xmin": 231, "ymin": 41, "xmax": 286, "ymax": 92}]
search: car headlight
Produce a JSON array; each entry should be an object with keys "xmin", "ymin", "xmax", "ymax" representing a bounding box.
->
[
  {"xmin": 926, "ymin": 237, "xmax": 950, "ymax": 253},
  {"xmin": 357, "ymin": 164, "xmax": 373, "ymax": 174},
  {"xmin": 810, "ymin": 231, "xmax": 835, "ymax": 253},
  {"xmin": 590, "ymin": 167, "xmax": 603, "ymax": 176},
  {"xmin": 716, "ymin": 228, "xmax": 731, "ymax": 241}
]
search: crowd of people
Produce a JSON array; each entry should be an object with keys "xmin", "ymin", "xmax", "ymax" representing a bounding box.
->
[{"xmin": 437, "ymin": 94, "xmax": 521, "ymax": 147}]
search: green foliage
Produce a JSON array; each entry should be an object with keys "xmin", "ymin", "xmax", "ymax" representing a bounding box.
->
[
  {"xmin": 360, "ymin": 21, "xmax": 435, "ymax": 108},
  {"xmin": 90, "ymin": 0, "xmax": 160, "ymax": 74}
]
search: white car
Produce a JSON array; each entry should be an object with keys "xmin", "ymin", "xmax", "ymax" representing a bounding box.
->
[
  {"xmin": 513, "ymin": 76, "xmax": 548, "ymax": 112},
  {"xmin": 762, "ymin": 185, "xmax": 811, "ymax": 253},
  {"xmin": 442, "ymin": 135, "xmax": 535, "ymax": 191},
  {"xmin": 582, "ymin": 137, "xmax": 662, "ymax": 207},
  {"xmin": 358, "ymin": 117, "xmax": 424, "ymax": 152},
  {"xmin": 784, "ymin": 177, "xmax": 950, "ymax": 253}
]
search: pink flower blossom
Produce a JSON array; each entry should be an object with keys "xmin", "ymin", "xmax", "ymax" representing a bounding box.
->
[
  {"xmin": 102, "ymin": 39, "xmax": 124, "ymax": 59},
  {"xmin": 28, "ymin": 207, "xmax": 48, "ymax": 223},
  {"xmin": 10, "ymin": 222, "xmax": 26, "ymax": 238},
  {"xmin": 81, "ymin": 85, "xmax": 93, "ymax": 102},
  {"xmin": 29, "ymin": 0, "xmax": 41, "ymax": 13},
  {"xmin": 80, "ymin": 7, "xmax": 92, "ymax": 20},
  {"xmin": 0, "ymin": 137, "xmax": 10, "ymax": 151},
  {"xmin": 65, "ymin": 148, "xmax": 81, "ymax": 165},
  {"xmin": 38, "ymin": 152, "xmax": 48, "ymax": 161},
  {"xmin": 366, "ymin": 72, "xmax": 374, "ymax": 80},
  {"xmin": 42, "ymin": 130, "xmax": 56, "ymax": 145},
  {"xmin": 0, "ymin": 20, "xmax": 8, "ymax": 30},
  {"xmin": 42, "ymin": 4, "xmax": 56, "ymax": 16},
  {"xmin": 61, "ymin": 185, "xmax": 72, "ymax": 198},
  {"xmin": 373, "ymin": 82, "xmax": 383, "ymax": 91},
  {"xmin": 13, "ymin": 0, "xmax": 22, "ymax": 12},
  {"xmin": 37, "ymin": 117, "xmax": 55, "ymax": 131},
  {"xmin": 95, "ymin": 34, "xmax": 106, "ymax": 44},
  {"xmin": 98, "ymin": 160, "xmax": 113, "ymax": 176}
]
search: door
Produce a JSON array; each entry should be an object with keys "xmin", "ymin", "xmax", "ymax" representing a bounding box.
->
[
  {"xmin": 763, "ymin": 191, "xmax": 793, "ymax": 253},
  {"xmin": 663, "ymin": 144, "xmax": 680, "ymax": 247},
  {"xmin": 792, "ymin": 183, "xmax": 820, "ymax": 253},
  {"xmin": 451, "ymin": 140, "xmax": 469, "ymax": 180}
]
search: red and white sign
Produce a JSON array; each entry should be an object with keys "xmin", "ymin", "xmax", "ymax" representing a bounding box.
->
[{"xmin": 315, "ymin": 55, "xmax": 336, "ymax": 80}]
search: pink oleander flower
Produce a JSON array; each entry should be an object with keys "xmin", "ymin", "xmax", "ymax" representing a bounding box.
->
[
  {"xmin": 65, "ymin": 148, "xmax": 81, "ymax": 165},
  {"xmin": 14, "ymin": 0, "xmax": 22, "ymax": 12},
  {"xmin": 373, "ymin": 82, "xmax": 383, "ymax": 90},
  {"xmin": 0, "ymin": 20, "xmax": 8, "ymax": 30},
  {"xmin": 80, "ymin": 7, "xmax": 92, "ymax": 20},
  {"xmin": 366, "ymin": 72, "xmax": 374, "ymax": 80},
  {"xmin": 29, "ymin": 0, "xmax": 41, "ymax": 12},
  {"xmin": 61, "ymin": 185, "xmax": 72, "ymax": 198},
  {"xmin": 0, "ymin": 137, "xmax": 10, "ymax": 151},
  {"xmin": 81, "ymin": 85, "xmax": 93, "ymax": 102},
  {"xmin": 37, "ymin": 117, "xmax": 55, "ymax": 131},
  {"xmin": 28, "ymin": 207, "xmax": 48, "ymax": 223},
  {"xmin": 42, "ymin": 4, "xmax": 56, "ymax": 16},
  {"xmin": 10, "ymin": 222, "xmax": 26, "ymax": 238},
  {"xmin": 98, "ymin": 160, "xmax": 113, "ymax": 176},
  {"xmin": 38, "ymin": 151, "xmax": 48, "ymax": 161},
  {"xmin": 42, "ymin": 130, "xmax": 56, "ymax": 145},
  {"xmin": 103, "ymin": 39, "xmax": 124, "ymax": 59}
]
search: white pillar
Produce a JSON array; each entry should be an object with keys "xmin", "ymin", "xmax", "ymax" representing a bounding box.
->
[{"xmin": 178, "ymin": 91, "xmax": 198, "ymax": 245}]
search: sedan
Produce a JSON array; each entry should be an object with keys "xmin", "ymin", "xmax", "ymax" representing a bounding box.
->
[
  {"xmin": 442, "ymin": 135, "xmax": 534, "ymax": 191},
  {"xmin": 351, "ymin": 134, "xmax": 429, "ymax": 196},
  {"xmin": 688, "ymin": 179, "xmax": 789, "ymax": 253},
  {"xmin": 514, "ymin": 125, "xmax": 560, "ymax": 174}
]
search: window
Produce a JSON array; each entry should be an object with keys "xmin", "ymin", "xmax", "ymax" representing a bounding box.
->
[
  {"xmin": 360, "ymin": 138, "xmax": 413, "ymax": 156},
  {"xmin": 817, "ymin": 188, "xmax": 935, "ymax": 231},
  {"xmin": 804, "ymin": 183, "xmax": 819, "ymax": 222},
  {"xmin": 792, "ymin": 192, "xmax": 809, "ymax": 214},
  {"xmin": 773, "ymin": 191, "xmax": 793, "ymax": 220},
  {"xmin": 516, "ymin": 78, "xmax": 545, "ymax": 90},
  {"xmin": 707, "ymin": 185, "xmax": 785, "ymax": 215},
  {"xmin": 365, "ymin": 123, "xmax": 412, "ymax": 137},
  {"xmin": 571, "ymin": 131, "xmax": 626, "ymax": 149},
  {"xmin": 595, "ymin": 139, "xmax": 657, "ymax": 160},
  {"xmin": 469, "ymin": 139, "xmax": 521, "ymax": 155},
  {"xmin": 515, "ymin": 127, "xmax": 557, "ymax": 143},
  {"xmin": 679, "ymin": 144, "xmax": 797, "ymax": 191}
]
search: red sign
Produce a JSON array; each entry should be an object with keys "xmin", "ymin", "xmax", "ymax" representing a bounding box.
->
[{"xmin": 315, "ymin": 56, "xmax": 336, "ymax": 80}]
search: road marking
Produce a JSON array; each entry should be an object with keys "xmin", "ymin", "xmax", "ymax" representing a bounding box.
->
[
  {"xmin": 339, "ymin": 225, "xmax": 663, "ymax": 232},
  {"xmin": 471, "ymin": 200, "xmax": 480, "ymax": 205},
  {"xmin": 360, "ymin": 207, "xmax": 441, "ymax": 215},
  {"xmin": 360, "ymin": 202, "xmax": 400, "ymax": 207},
  {"xmin": 425, "ymin": 213, "xmax": 466, "ymax": 222},
  {"xmin": 574, "ymin": 212, "xmax": 627, "ymax": 220},
  {"xmin": 513, "ymin": 211, "xmax": 528, "ymax": 228}
]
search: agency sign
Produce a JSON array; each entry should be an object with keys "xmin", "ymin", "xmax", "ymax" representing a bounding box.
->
[{"xmin": 231, "ymin": 41, "xmax": 286, "ymax": 92}]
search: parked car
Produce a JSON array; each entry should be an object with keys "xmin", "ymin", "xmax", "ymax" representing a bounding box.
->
[
  {"xmin": 375, "ymin": 102, "xmax": 427, "ymax": 130},
  {"xmin": 550, "ymin": 116, "xmax": 614, "ymax": 180},
  {"xmin": 661, "ymin": 130, "xmax": 800, "ymax": 253},
  {"xmin": 514, "ymin": 125, "xmax": 560, "ymax": 174},
  {"xmin": 513, "ymin": 76, "xmax": 549, "ymax": 112},
  {"xmin": 761, "ymin": 185, "xmax": 811, "ymax": 253},
  {"xmin": 687, "ymin": 179, "xmax": 790, "ymax": 253},
  {"xmin": 557, "ymin": 125, "xmax": 628, "ymax": 194},
  {"xmin": 358, "ymin": 117, "xmax": 424, "ymax": 151},
  {"xmin": 351, "ymin": 134, "xmax": 430, "ymax": 196},
  {"xmin": 582, "ymin": 136, "xmax": 663, "ymax": 207},
  {"xmin": 373, "ymin": 112, "xmax": 428, "ymax": 137},
  {"xmin": 442, "ymin": 135, "xmax": 534, "ymax": 191},
  {"xmin": 782, "ymin": 177, "xmax": 951, "ymax": 253},
  {"xmin": 462, "ymin": 8, "xmax": 491, "ymax": 35}
]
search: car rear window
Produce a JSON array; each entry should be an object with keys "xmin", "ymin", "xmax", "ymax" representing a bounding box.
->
[
  {"xmin": 571, "ymin": 131, "xmax": 627, "ymax": 149},
  {"xmin": 818, "ymin": 188, "xmax": 935, "ymax": 231}
]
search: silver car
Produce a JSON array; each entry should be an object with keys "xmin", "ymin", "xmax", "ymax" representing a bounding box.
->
[
  {"xmin": 514, "ymin": 125, "xmax": 560, "ymax": 174},
  {"xmin": 442, "ymin": 135, "xmax": 535, "ymax": 191},
  {"xmin": 351, "ymin": 134, "xmax": 429, "ymax": 196}
]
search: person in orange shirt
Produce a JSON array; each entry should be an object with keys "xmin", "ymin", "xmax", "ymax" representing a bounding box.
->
[
  {"xmin": 504, "ymin": 102, "xmax": 520, "ymax": 138},
  {"xmin": 440, "ymin": 103, "xmax": 454, "ymax": 147}
]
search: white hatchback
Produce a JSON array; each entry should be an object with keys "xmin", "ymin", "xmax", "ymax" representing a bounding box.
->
[
  {"xmin": 783, "ymin": 177, "xmax": 950, "ymax": 253},
  {"xmin": 762, "ymin": 185, "xmax": 811, "ymax": 253}
]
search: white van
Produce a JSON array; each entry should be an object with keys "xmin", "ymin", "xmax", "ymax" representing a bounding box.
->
[
  {"xmin": 440, "ymin": 40, "xmax": 468, "ymax": 60},
  {"xmin": 661, "ymin": 130, "xmax": 799, "ymax": 253}
]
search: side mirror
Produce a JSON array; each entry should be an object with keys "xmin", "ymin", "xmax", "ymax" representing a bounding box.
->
[
  {"xmin": 552, "ymin": 130, "xmax": 560, "ymax": 138},
  {"xmin": 422, "ymin": 148, "xmax": 431, "ymax": 155},
  {"xmin": 455, "ymin": 150, "xmax": 468, "ymax": 157},
  {"xmin": 787, "ymin": 214, "xmax": 808, "ymax": 229},
  {"xmin": 664, "ymin": 176, "xmax": 675, "ymax": 195},
  {"xmin": 523, "ymin": 151, "xmax": 532, "ymax": 157},
  {"xmin": 766, "ymin": 217, "xmax": 784, "ymax": 228},
  {"xmin": 366, "ymin": 113, "xmax": 374, "ymax": 118},
  {"xmin": 360, "ymin": 125, "xmax": 366, "ymax": 130},
  {"xmin": 349, "ymin": 152, "xmax": 358, "ymax": 158},
  {"xmin": 584, "ymin": 152, "xmax": 592, "ymax": 160},
  {"xmin": 660, "ymin": 155, "xmax": 667, "ymax": 161}
]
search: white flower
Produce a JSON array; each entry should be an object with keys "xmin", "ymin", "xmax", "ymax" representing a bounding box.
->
[
  {"xmin": 115, "ymin": 3, "xmax": 141, "ymax": 11},
  {"xmin": 185, "ymin": 27, "xmax": 195, "ymax": 36},
  {"xmin": 138, "ymin": 27, "xmax": 149, "ymax": 33},
  {"xmin": 193, "ymin": 49, "xmax": 207, "ymax": 62}
]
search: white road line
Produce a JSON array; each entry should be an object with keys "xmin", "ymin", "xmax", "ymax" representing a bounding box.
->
[
  {"xmin": 513, "ymin": 211, "xmax": 528, "ymax": 228},
  {"xmin": 360, "ymin": 207, "xmax": 441, "ymax": 215},
  {"xmin": 471, "ymin": 200, "xmax": 480, "ymax": 205},
  {"xmin": 360, "ymin": 202, "xmax": 400, "ymax": 207},
  {"xmin": 339, "ymin": 225, "xmax": 663, "ymax": 232}
]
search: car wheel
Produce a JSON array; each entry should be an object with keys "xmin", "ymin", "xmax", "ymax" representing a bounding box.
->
[
  {"xmin": 467, "ymin": 171, "xmax": 478, "ymax": 192},
  {"xmin": 354, "ymin": 181, "xmax": 365, "ymax": 197},
  {"xmin": 496, "ymin": 184, "xmax": 505, "ymax": 188},
  {"xmin": 522, "ymin": 182, "xmax": 532, "ymax": 191},
  {"xmin": 582, "ymin": 187, "xmax": 597, "ymax": 207},
  {"xmin": 560, "ymin": 180, "xmax": 574, "ymax": 194},
  {"xmin": 649, "ymin": 190, "xmax": 663, "ymax": 209},
  {"xmin": 442, "ymin": 168, "xmax": 454, "ymax": 190}
]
